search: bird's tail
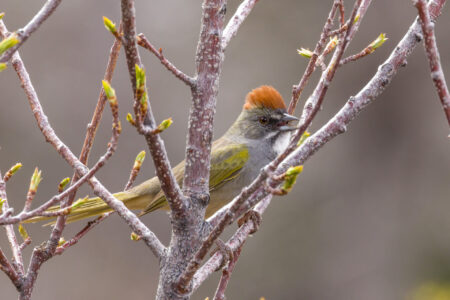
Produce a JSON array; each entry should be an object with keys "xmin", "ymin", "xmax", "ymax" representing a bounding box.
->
[{"xmin": 24, "ymin": 190, "xmax": 150, "ymax": 225}]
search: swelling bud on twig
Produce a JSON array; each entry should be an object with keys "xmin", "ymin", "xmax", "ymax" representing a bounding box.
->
[
  {"xmin": 29, "ymin": 168, "xmax": 42, "ymax": 193},
  {"xmin": 0, "ymin": 63, "xmax": 6, "ymax": 72},
  {"xmin": 0, "ymin": 12, "xmax": 4, "ymax": 20},
  {"xmin": 154, "ymin": 118, "xmax": 173, "ymax": 134},
  {"xmin": 18, "ymin": 224, "xmax": 29, "ymax": 241},
  {"xmin": 130, "ymin": 232, "xmax": 141, "ymax": 241},
  {"xmin": 0, "ymin": 33, "xmax": 19, "ymax": 55},
  {"xmin": 102, "ymin": 80, "xmax": 117, "ymax": 105},
  {"xmin": 297, "ymin": 48, "xmax": 314, "ymax": 58},
  {"xmin": 3, "ymin": 162, "xmax": 22, "ymax": 182},
  {"xmin": 0, "ymin": 197, "xmax": 5, "ymax": 213},
  {"xmin": 134, "ymin": 151, "xmax": 146, "ymax": 169},
  {"xmin": 58, "ymin": 237, "xmax": 66, "ymax": 247},
  {"xmin": 126, "ymin": 113, "xmax": 136, "ymax": 126},
  {"xmin": 135, "ymin": 64, "xmax": 148, "ymax": 116},
  {"xmin": 281, "ymin": 165, "xmax": 303, "ymax": 193},
  {"xmin": 369, "ymin": 33, "xmax": 388, "ymax": 51},
  {"xmin": 58, "ymin": 177, "xmax": 70, "ymax": 193},
  {"xmin": 297, "ymin": 131, "xmax": 311, "ymax": 146},
  {"xmin": 102, "ymin": 16, "xmax": 117, "ymax": 34}
]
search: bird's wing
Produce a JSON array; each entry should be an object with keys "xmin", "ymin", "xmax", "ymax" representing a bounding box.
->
[{"xmin": 140, "ymin": 140, "xmax": 249, "ymax": 215}]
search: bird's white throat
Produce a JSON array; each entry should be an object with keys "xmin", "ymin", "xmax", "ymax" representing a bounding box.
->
[{"xmin": 273, "ymin": 132, "xmax": 291, "ymax": 155}]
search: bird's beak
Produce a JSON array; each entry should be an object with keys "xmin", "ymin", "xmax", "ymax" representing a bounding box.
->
[{"xmin": 278, "ymin": 113, "xmax": 299, "ymax": 131}]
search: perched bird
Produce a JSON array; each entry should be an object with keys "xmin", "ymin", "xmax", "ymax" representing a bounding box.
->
[{"xmin": 28, "ymin": 85, "xmax": 298, "ymax": 224}]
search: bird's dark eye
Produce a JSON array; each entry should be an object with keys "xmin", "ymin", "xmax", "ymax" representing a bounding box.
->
[{"xmin": 259, "ymin": 116, "xmax": 269, "ymax": 125}]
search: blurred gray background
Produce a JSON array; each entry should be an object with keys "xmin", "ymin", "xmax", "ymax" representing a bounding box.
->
[{"xmin": 1, "ymin": 1, "xmax": 450, "ymax": 299}]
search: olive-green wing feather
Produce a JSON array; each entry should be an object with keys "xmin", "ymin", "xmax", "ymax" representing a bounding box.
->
[{"xmin": 141, "ymin": 140, "xmax": 249, "ymax": 215}]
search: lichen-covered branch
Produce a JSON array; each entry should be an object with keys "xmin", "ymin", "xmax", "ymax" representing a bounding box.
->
[
  {"xmin": 120, "ymin": 0, "xmax": 187, "ymax": 218},
  {"xmin": 221, "ymin": 0, "xmax": 259, "ymax": 49},
  {"xmin": 414, "ymin": 0, "xmax": 450, "ymax": 128}
]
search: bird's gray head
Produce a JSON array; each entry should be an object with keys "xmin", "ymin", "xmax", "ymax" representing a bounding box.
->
[{"xmin": 226, "ymin": 86, "xmax": 298, "ymax": 153}]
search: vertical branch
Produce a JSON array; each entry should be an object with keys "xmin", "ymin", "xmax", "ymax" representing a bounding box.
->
[
  {"xmin": 0, "ymin": 172, "xmax": 24, "ymax": 276},
  {"xmin": 414, "ymin": 0, "xmax": 450, "ymax": 127},
  {"xmin": 183, "ymin": 0, "xmax": 226, "ymax": 202}
]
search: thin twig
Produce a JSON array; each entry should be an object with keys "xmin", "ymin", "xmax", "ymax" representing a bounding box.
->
[
  {"xmin": 213, "ymin": 243, "xmax": 244, "ymax": 300},
  {"xmin": 414, "ymin": 0, "xmax": 450, "ymax": 128},
  {"xmin": 221, "ymin": 0, "xmax": 259, "ymax": 49},
  {"xmin": 0, "ymin": 0, "xmax": 62, "ymax": 63},
  {"xmin": 288, "ymin": 0, "xmax": 341, "ymax": 114},
  {"xmin": 137, "ymin": 34, "xmax": 195, "ymax": 87},
  {"xmin": 0, "ymin": 170, "xmax": 25, "ymax": 276},
  {"xmin": 0, "ymin": 246, "xmax": 22, "ymax": 290},
  {"xmin": 7, "ymin": 29, "xmax": 165, "ymax": 260}
]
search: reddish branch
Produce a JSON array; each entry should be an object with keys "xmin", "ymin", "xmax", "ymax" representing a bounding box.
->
[
  {"xmin": 0, "ymin": 0, "xmax": 62, "ymax": 63},
  {"xmin": 137, "ymin": 34, "xmax": 195, "ymax": 87},
  {"xmin": 120, "ymin": 0, "xmax": 187, "ymax": 218},
  {"xmin": 288, "ymin": 0, "xmax": 341, "ymax": 114},
  {"xmin": 414, "ymin": 0, "xmax": 450, "ymax": 127},
  {"xmin": 213, "ymin": 243, "xmax": 244, "ymax": 300}
]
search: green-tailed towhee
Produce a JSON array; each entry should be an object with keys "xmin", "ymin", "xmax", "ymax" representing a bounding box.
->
[{"xmin": 29, "ymin": 85, "xmax": 298, "ymax": 223}]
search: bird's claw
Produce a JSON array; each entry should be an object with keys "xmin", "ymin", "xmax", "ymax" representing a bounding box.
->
[
  {"xmin": 237, "ymin": 210, "xmax": 262, "ymax": 235},
  {"xmin": 211, "ymin": 239, "xmax": 234, "ymax": 271}
]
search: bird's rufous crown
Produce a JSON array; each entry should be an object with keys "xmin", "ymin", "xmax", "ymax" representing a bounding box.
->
[{"xmin": 243, "ymin": 85, "xmax": 287, "ymax": 110}]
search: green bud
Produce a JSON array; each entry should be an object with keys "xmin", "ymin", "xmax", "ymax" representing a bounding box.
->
[
  {"xmin": 0, "ymin": 33, "xmax": 19, "ymax": 55},
  {"xmin": 369, "ymin": 33, "xmax": 388, "ymax": 50},
  {"xmin": 29, "ymin": 167, "xmax": 42, "ymax": 193},
  {"xmin": 0, "ymin": 12, "xmax": 5, "ymax": 20},
  {"xmin": 297, "ymin": 48, "xmax": 313, "ymax": 58},
  {"xmin": 103, "ymin": 16, "xmax": 117, "ymax": 34},
  {"xmin": 353, "ymin": 14, "xmax": 360, "ymax": 24},
  {"xmin": 134, "ymin": 151, "xmax": 146, "ymax": 168},
  {"xmin": 126, "ymin": 113, "xmax": 136, "ymax": 126},
  {"xmin": 130, "ymin": 232, "xmax": 140, "ymax": 241},
  {"xmin": 0, "ymin": 63, "xmax": 6, "ymax": 72},
  {"xmin": 18, "ymin": 224, "xmax": 29, "ymax": 240},
  {"xmin": 58, "ymin": 237, "xmax": 66, "ymax": 247},
  {"xmin": 58, "ymin": 177, "xmax": 71, "ymax": 192},
  {"xmin": 102, "ymin": 80, "xmax": 116, "ymax": 104},
  {"xmin": 297, "ymin": 131, "xmax": 311, "ymax": 146},
  {"xmin": 0, "ymin": 197, "xmax": 5, "ymax": 213},
  {"xmin": 135, "ymin": 64, "xmax": 146, "ymax": 89},
  {"xmin": 281, "ymin": 165, "xmax": 303, "ymax": 192},
  {"xmin": 156, "ymin": 118, "xmax": 173, "ymax": 133}
]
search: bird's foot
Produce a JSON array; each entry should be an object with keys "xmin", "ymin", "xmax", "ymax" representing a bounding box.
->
[
  {"xmin": 237, "ymin": 210, "xmax": 262, "ymax": 235},
  {"xmin": 211, "ymin": 239, "xmax": 234, "ymax": 271}
]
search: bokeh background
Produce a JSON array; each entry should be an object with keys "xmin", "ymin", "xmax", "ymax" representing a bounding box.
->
[{"xmin": 1, "ymin": 1, "xmax": 450, "ymax": 299}]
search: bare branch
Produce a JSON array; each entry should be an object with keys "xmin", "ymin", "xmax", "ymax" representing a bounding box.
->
[
  {"xmin": 182, "ymin": 0, "xmax": 226, "ymax": 204},
  {"xmin": 137, "ymin": 34, "xmax": 196, "ymax": 87},
  {"xmin": 0, "ymin": 0, "xmax": 62, "ymax": 63},
  {"xmin": 0, "ymin": 246, "xmax": 22, "ymax": 290},
  {"xmin": 221, "ymin": 0, "xmax": 259, "ymax": 49},
  {"xmin": 121, "ymin": 0, "xmax": 187, "ymax": 216},
  {"xmin": 6, "ymin": 30, "xmax": 166, "ymax": 260},
  {"xmin": 414, "ymin": 0, "xmax": 450, "ymax": 128},
  {"xmin": 288, "ymin": 0, "xmax": 341, "ymax": 114},
  {"xmin": 0, "ymin": 171, "xmax": 25, "ymax": 276},
  {"xmin": 193, "ymin": 196, "xmax": 271, "ymax": 291},
  {"xmin": 213, "ymin": 243, "xmax": 244, "ymax": 300}
]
